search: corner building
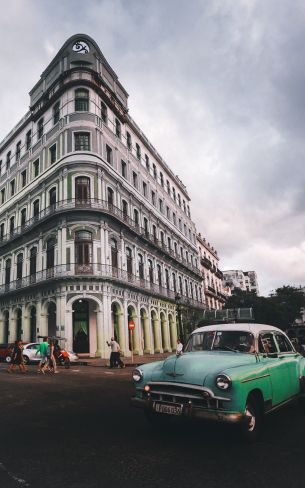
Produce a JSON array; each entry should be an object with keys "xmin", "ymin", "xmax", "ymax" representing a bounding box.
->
[{"xmin": 0, "ymin": 35, "xmax": 204, "ymax": 358}]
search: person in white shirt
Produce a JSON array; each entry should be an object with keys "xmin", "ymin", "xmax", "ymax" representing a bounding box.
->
[
  {"xmin": 107, "ymin": 337, "xmax": 121, "ymax": 368},
  {"xmin": 176, "ymin": 338, "xmax": 183, "ymax": 356}
]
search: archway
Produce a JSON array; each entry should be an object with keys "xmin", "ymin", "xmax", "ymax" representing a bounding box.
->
[
  {"xmin": 140, "ymin": 308, "xmax": 149, "ymax": 352},
  {"xmin": 73, "ymin": 300, "xmax": 89, "ymax": 353},
  {"xmin": 151, "ymin": 310, "xmax": 159, "ymax": 353},
  {"xmin": 111, "ymin": 302, "xmax": 121, "ymax": 344},
  {"xmin": 48, "ymin": 302, "xmax": 57, "ymax": 337},
  {"xmin": 3, "ymin": 311, "xmax": 9, "ymax": 343},
  {"xmin": 168, "ymin": 314, "xmax": 176, "ymax": 350},
  {"xmin": 16, "ymin": 309, "xmax": 22, "ymax": 340},
  {"xmin": 127, "ymin": 305, "xmax": 137, "ymax": 352},
  {"xmin": 30, "ymin": 307, "xmax": 36, "ymax": 342},
  {"xmin": 160, "ymin": 312, "xmax": 167, "ymax": 351}
]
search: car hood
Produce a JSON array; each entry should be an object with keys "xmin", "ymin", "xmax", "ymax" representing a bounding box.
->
[{"xmin": 149, "ymin": 351, "xmax": 256, "ymax": 386}]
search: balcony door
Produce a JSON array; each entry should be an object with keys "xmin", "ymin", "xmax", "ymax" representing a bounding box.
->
[
  {"xmin": 75, "ymin": 231, "xmax": 93, "ymax": 274},
  {"xmin": 75, "ymin": 177, "xmax": 90, "ymax": 206}
]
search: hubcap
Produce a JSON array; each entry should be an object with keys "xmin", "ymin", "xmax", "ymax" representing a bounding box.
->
[{"xmin": 245, "ymin": 405, "xmax": 256, "ymax": 432}]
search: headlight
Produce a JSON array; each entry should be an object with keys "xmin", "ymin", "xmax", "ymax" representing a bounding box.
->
[
  {"xmin": 132, "ymin": 369, "xmax": 143, "ymax": 383},
  {"xmin": 215, "ymin": 374, "xmax": 231, "ymax": 390}
]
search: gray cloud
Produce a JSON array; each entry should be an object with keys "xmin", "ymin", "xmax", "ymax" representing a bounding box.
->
[{"xmin": 0, "ymin": 0, "xmax": 305, "ymax": 295}]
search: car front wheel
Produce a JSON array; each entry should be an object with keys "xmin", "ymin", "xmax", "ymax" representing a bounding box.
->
[
  {"xmin": 23, "ymin": 355, "xmax": 29, "ymax": 365},
  {"xmin": 5, "ymin": 356, "xmax": 12, "ymax": 363},
  {"xmin": 240, "ymin": 396, "xmax": 263, "ymax": 442}
]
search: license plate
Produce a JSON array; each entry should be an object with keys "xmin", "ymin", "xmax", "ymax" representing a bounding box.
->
[{"xmin": 153, "ymin": 402, "xmax": 183, "ymax": 416}]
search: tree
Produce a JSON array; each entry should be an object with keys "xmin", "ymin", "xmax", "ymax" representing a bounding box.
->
[{"xmin": 225, "ymin": 286, "xmax": 305, "ymax": 330}]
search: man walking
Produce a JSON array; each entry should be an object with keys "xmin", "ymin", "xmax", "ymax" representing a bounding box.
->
[
  {"xmin": 106, "ymin": 337, "xmax": 121, "ymax": 368},
  {"xmin": 36, "ymin": 337, "xmax": 49, "ymax": 374}
]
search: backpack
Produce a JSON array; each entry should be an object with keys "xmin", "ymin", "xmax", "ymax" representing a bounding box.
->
[{"xmin": 46, "ymin": 345, "xmax": 51, "ymax": 357}]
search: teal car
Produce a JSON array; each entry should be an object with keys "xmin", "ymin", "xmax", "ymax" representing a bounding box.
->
[{"xmin": 131, "ymin": 323, "xmax": 305, "ymax": 440}]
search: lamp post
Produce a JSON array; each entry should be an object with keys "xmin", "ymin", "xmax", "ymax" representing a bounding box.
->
[{"xmin": 175, "ymin": 294, "xmax": 184, "ymax": 344}]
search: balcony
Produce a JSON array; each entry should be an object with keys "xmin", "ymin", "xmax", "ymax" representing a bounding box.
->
[
  {"xmin": 0, "ymin": 263, "xmax": 205, "ymax": 309},
  {"xmin": 0, "ymin": 198, "xmax": 202, "ymax": 278},
  {"xmin": 200, "ymin": 257, "xmax": 212, "ymax": 270}
]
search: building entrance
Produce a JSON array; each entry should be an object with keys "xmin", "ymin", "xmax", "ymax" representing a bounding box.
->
[{"xmin": 73, "ymin": 300, "xmax": 89, "ymax": 353}]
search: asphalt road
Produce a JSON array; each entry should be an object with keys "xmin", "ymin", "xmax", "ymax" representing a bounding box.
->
[{"xmin": 0, "ymin": 363, "xmax": 304, "ymax": 488}]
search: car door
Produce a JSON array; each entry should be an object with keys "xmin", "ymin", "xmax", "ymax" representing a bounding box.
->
[
  {"xmin": 258, "ymin": 332, "xmax": 292, "ymax": 406},
  {"xmin": 273, "ymin": 332, "xmax": 300, "ymax": 398}
]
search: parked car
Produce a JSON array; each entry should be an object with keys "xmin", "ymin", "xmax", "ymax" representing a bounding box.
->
[
  {"xmin": 22, "ymin": 343, "xmax": 79, "ymax": 365},
  {"xmin": 131, "ymin": 323, "xmax": 305, "ymax": 441},
  {"xmin": 0, "ymin": 343, "xmax": 14, "ymax": 363}
]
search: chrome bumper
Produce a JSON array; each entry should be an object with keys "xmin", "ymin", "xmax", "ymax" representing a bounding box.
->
[{"xmin": 131, "ymin": 397, "xmax": 247, "ymax": 424}]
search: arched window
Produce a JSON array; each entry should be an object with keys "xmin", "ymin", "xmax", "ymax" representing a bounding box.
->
[
  {"xmin": 148, "ymin": 259, "xmax": 153, "ymax": 283},
  {"xmin": 157, "ymin": 264, "xmax": 162, "ymax": 287},
  {"xmin": 75, "ymin": 176, "xmax": 90, "ymax": 205},
  {"xmin": 10, "ymin": 216, "xmax": 15, "ymax": 235},
  {"xmin": 126, "ymin": 247, "xmax": 133, "ymax": 278},
  {"xmin": 75, "ymin": 88, "xmax": 89, "ymax": 111},
  {"xmin": 33, "ymin": 199, "xmax": 39, "ymax": 219},
  {"xmin": 143, "ymin": 217, "xmax": 149, "ymax": 237},
  {"xmin": 21, "ymin": 208, "xmax": 26, "ymax": 227},
  {"xmin": 152, "ymin": 225, "xmax": 157, "ymax": 242},
  {"xmin": 122, "ymin": 200, "xmax": 128, "ymax": 219},
  {"xmin": 110, "ymin": 238, "xmax": 118, "ymax": 270},
  {"xmin": 75, "ymin": 231, "xmax": 93, "ymax": 274},
  {"xmin": 134, "ymin": 209, "xmax": 139, "ymax": 227},
  {"xmin": 46, "ymin": 238, "xmax": 55, "ymax": 270},
  {"xmin": 138, "ymin": 254, "xmax": 144, "ymax": 280},
  {"xmin": 5, "ymin": 259, "xmax": 11, "ymax": 289},
  {"xmin": 16, "ymin": 253, "xmax": 23, "ymax": 286},
  {"xmin": 165, "ymin": 269, "xmax": 170, "ymax": 290},
  {"xmin": 179, "ymin": 276, "xmax": 183, "ymax": 294},
  {"xmin": 190, "ymin": 282, "xmax": 194, "ymax": 299},
  {"xmin": 172, "ymin": 273, "xmax": 176, "ymax": 292},
  {"xmin": 30, "ymin": 247, "xmax": 37, "ymax": 283},
  {"xmin": 185, "ymin": 279, "xmax": 188, "ymax": 297},
  {"xmin": 49, "ymin": 187, "xmax": 56, "ymax": 207},
  {"xmin": 107, "ymin": 187, "xmax": 114, "ymax": 208}
]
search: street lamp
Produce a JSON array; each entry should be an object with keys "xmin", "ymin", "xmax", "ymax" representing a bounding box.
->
[{"xmin": 175, "ymin": 294, "xmax": 184, "ymax": 344}]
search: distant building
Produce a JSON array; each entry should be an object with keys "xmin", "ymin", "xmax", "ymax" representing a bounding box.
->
[
  {"xmin": 197, "ymin": 233, "xmax": 227, "ymax": 309},
  {"xmin": 223, "ymin": 270, "xmax": 259, "ymax": 295}
]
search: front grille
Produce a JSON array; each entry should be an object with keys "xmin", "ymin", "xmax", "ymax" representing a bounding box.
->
[{"xmin": 146, "ymin": 383, "xmax": 221, "ymax": 409}]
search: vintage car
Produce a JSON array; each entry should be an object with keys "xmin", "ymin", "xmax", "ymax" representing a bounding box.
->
[{"xmin": 131, "ymin": 323, "xmax": 305, "ymax": 440}]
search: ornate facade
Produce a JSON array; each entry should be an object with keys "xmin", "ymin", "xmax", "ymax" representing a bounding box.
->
[
  {"xmin": 197, "ymin": 233, "xmax": 226, "ymax": 310},
  {"xmin": 0, "ymin": 34, "xmax": 204, "ymax": 358}
]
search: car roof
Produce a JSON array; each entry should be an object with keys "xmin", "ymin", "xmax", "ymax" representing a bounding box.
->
[{"xmin": 193, "ymin": 323, "xmax": 285, "ymax": 337}]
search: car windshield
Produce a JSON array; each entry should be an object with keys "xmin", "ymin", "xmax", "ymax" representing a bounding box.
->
[{"xmin": 185, "ymin": 330, "xmax": 255, "ymax": 353}]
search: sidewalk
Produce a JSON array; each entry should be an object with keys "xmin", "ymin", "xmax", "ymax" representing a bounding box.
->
[{"xmin": 77, "ymin": 352, "xmax": 172, "ymax": 368}]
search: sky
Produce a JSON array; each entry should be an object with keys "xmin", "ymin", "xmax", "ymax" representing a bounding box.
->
[{"xmin": 0, "ymin": 0, "xmax": 305, "ymax": 296}]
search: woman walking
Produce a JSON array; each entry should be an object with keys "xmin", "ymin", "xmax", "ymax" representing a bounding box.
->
[{"xmin": 7, "ymin": 340, "xmax": 26, "ymax": 373}]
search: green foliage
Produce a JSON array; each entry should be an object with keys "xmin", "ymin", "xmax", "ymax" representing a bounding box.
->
[{"xmin": 225, "ymin": 286, "xmax": 305, "ymax": 330}]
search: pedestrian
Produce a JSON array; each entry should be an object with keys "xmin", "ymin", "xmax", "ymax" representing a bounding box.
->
[
  {"xmin": 7, "ymin": 340, "xmax": 26, "ymax": 373},
  {"xmin": 106, "ymin": 337, "xmax": 121, "ymax": 368},
  {"xmin": 48, "ymin": 339, "xmax": 58, "ymax": 374},
  {"xmin": 176, "ymin": 338, "xmax": 183, "ymax": 356},
  {"xmin": 36, "ymin": 336, "xmax": 49, "ymax": 374}
]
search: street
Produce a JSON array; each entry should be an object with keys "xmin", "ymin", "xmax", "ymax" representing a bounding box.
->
[{"xmin": 0, "ymin": 363, "xmax": 304, "ymax": 488}]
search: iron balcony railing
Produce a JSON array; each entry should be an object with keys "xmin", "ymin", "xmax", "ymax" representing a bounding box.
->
[
  {"xmin": 0, "ymin": 263, "xmax": 205, "ymax": 309},
  {"xmin": 0, "ymin": 198, "xmax": 201, "ymax": 277}
]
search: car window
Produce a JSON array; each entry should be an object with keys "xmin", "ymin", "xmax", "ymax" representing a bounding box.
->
[
  {"xmin": 185, "ymin": 332, "xmax": 215, "ymax": 351},
  {"xmin": 274, "ymin": 333, "xmax": 293, "ymax": 353},
  {"xmin": 27, "ymin": 344, "xmax": 39, "ymax": 350},
  {"xmin": 259, "ymin": 333, "xmax": 277, "ymax": 354},
  {"xmin": 185, "ymin": 331, "xmax": 254, "ymax": 353}
]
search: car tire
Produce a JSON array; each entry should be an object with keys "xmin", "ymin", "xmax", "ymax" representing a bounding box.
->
[
  {"xmin": 240, "ymin": 395, "xmax": 263, "ymax": 443},
  {"xmin": 5, "ymin": 356, "xmax": 12, "ymax": 363},
  {"xmin": 23, "ymin": 355, "xmax": 29, "ymax": 365}
]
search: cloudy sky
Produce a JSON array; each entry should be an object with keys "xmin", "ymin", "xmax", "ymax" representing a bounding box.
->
[{"xmin": 0, "ymin": 0, "xmax": 305, "ymax": 295}]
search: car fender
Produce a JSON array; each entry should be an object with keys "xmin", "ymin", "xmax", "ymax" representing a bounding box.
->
[{"xmin": 205, "ymin": 362, "xmax": 272, "ymax": 412}]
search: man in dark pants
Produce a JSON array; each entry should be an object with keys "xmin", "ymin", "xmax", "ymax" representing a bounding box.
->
[{"xmin": 107, "ymin": 337, "xmax": 121, "ymax": 368}]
